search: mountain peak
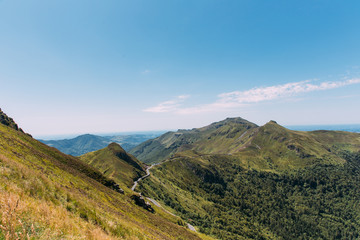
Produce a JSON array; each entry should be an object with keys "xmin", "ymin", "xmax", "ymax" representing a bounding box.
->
[
  {"xmin": 80, "ymin": 142, "xmax": 146, "ymax": 187},
  {"xmin": 219, "ymin": 117, "xmax": 257, "ymax": 125},
  {"xmin": 107, "ymin": 142, "xmax": 126, "ymax": 153},
  {"xmin": 268, "ymin": 120, "xmax": 278, "ymax": 124},
  {"xmin": 130, "ymin": 116, "xmax": 260, "ymax": 163}
]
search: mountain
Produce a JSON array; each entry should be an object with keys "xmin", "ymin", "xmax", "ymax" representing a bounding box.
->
[
  {"xmin": 40, "ymin": 134, "xmax": 110, "ymax": 156},
  {"xmin": 0, "ymin": 109, "xmax": 209, "ymax": 240},
  {"xmin": 129, "ymin": 117, "xmax": 258, "ymax": 164},
  {"xmin": 80, "ymin": 143, "xmax": 147, "ymax": 188},
  {"xmin": 136, "ymin": 118, "xmax": 360, "ymax": 239},
  {"xmin": 40, "ymin": 133, "xmax": 161, "ymax": 156}
]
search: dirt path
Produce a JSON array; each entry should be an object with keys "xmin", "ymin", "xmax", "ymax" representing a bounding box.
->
[
  {"xmin": 131, "ymin": 163, "xmax": 197, "ymax": 232},
  {"xmin": 131, "ymin": 164, "xmax": 155, "ymax": 191}
]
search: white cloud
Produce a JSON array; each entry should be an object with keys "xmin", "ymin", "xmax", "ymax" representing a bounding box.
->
[
  {"xmin": 177, "ymin": 78, "xmax": 360, "ymax": 114},
  {"xmin": 217, "ymin": 78, "xmax": 360, "ymax": 104},
  {"xmin": 143, "ymin": 78, "xmax": 360, "ymax": 114},
  {"xmin": 143, "ymin": 95, "xmax": 190, "ymax": 113}
]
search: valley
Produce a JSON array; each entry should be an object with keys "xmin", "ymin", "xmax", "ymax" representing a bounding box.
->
[
  {"xmin": 0, "ymin": 109, "xmax": 210, "ymax": 240},
  {"xmin": 1, "ymin": 108, "xmax": 359, "ymax": 239},
  {"xmin": 133, "ymin": 118, "xmax": 360, "ymax": 239}
]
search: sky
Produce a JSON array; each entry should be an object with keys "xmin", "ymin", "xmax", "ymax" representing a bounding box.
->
[{"xmin": 1, "ymin": 0, "xmax": 360, "ymax": 138}]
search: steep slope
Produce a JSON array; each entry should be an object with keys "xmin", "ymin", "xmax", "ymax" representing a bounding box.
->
[
  {"xmin": 129, "ymin": 117, "xmax": 258, "ymax": 163},
  {"xmin": 137, "ymin": 118, "xmax": 360, "ymax": 239},
  {"xmin": 80, "ymin": 143, "xmax": 147, "ymax": 188},
  {"xmin": 0, "ymin": 111, "xmax": 209, "ymax": 240},
  {"xmin": 40, "ymin": 133, "xmax": 161, "ymax": 156}
]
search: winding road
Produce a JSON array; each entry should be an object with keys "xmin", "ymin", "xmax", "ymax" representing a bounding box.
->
[
  {"xmin": 131, "ymin": 164, "xmax": 155, "ymax": 191},
  {"xmin": 131, "ymin": 163, "xmax": 197, "ymax": 232}
]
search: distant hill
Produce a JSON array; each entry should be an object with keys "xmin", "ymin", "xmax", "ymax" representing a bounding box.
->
[
  {"xmin": 39, "ymin": 133, "xmax": 161, "ymax": 156},
  {"xmin": 80, "ymin": 143, "xmax": 147, "ymax": 188},
  {"xmin": 137, "ymin": 117, "xmax": 360, "ymax": 239},
  {"xmin": 0, "ymin": 109, "xmax": 208, "ymax": 239}
]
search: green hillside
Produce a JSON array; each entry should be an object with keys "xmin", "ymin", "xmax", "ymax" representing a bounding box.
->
[
  {"xmin": 80, "ymin": 143, "xmax": 147, "ymax": 188},
  {"xmin": 137, "ymin": 118, "xmax": 360, "ymax": 239},
  {"xmin": 129, "ymin": 117, "xmax": 258, "ymax": 164},
  {"xmin": 0, "ymin": 110, "xmax": 209, "ymax": 240}
]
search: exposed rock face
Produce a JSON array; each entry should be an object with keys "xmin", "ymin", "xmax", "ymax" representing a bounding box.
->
[
  {"xmin": 131, "ymin": 194, "xmax": 154, "ymax": 213},
  {"xmin": 112, "ymin": 183, "xmax": 124, "ymax": 194},
  {"xmin": 0, "ymin": 108, "xmax": 32, "ymax": 137},
  {"xmin": 0, "ymin": 108, "xmax": 22, "ymax": 131}
]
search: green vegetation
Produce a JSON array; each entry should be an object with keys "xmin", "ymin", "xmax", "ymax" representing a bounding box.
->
[
  {"xmin": 129, "ymin": 117, "xmax": 258, "ymax": 164},
  {"xmin": 137, "ymin": 119, "xmax": 360, "ymax": 239},
  {"xmin": 80, "ymin": 143, "xmax": 147, "ymax": 188},
  {"xmin": 0, "ymin": 111, "xmax": 209, "ymax": 240},
  {"xmin": 40, "ymin": 133, "xmax": 161, "ymax": 156},
  {"xmin": 2, "ymin": 109, "xmax": 360, "ymax": 239},
  {"xmin": 140, "ymin": 152, "xmax": 360, "ymax": 239}
]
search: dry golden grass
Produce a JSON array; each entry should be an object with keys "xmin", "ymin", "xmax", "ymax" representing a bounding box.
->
[
  {"xmin": 0, "ymin": 152, "xmax": 120, "ymax": 240},
  {"xmin": 0, "ymin": 193, "xmax": 34, "ymax": 240},
  {"xmin": 0, "ymin": 187, "xmax": 116, "ymax": 240}
]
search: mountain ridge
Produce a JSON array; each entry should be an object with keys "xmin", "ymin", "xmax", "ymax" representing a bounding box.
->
[
  {"xmin": 136, "ymin": 118, "xmax": 360, "ymax": 239},
  {"xmin": 129, "ymin": 117, "xmax": 258, "ymax": 164}
]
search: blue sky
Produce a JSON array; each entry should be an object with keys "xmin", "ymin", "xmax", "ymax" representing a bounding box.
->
[{"xmin": 1, "ymin": 0, "xmax": 360, "ymax": 137}]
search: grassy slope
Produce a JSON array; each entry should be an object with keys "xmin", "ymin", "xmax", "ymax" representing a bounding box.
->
[
  {"xmin": 0, "ymin": 123, "xmax": 207, "ymax": 240},
  {"xmin": 80, "ymin": 143, "xmax": 147, "ymax": 188},
  {"xmin": 233, "ymin": 121, "xmax": 359, "ymax": 171},
  {"xmin": 137, "ymin": 120, "xmax": 360, "ymax": 239},
  {"xmin": 129, "ymin": 117, "xmax": 258, "ymax": 164}
]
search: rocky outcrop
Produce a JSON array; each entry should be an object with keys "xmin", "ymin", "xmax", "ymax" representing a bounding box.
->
[
  {"xmin": 0, "ymin": 108, "xmax": 32, "ymax": 137},
  {"xmin": 112, "ymin": 183, "xmax": 124, "ymax": 194},
  {"xmin": 0, "ymin": 108, "xmax": 22, "ymax": 132},
  {"xmin": 131, "ymin": 194, "xmax": 154, "ymax": 213}
]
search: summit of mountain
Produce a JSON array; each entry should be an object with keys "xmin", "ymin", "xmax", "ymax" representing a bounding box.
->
[
  {"xmin": 80, "ymin": 142, "xmax": 147, "ymax": 188},
  {"xmin": 129, "ymin": 117, "xmax": 258, "ymax": 164}
]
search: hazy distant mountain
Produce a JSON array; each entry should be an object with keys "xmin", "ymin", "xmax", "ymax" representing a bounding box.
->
[
  {"xmin": 287, "ymin": 124, "xmax": 360, "ymax": 133},
  {"xmin": 39, "ymin": 133, "xmax": 162, "ymax": 156}
]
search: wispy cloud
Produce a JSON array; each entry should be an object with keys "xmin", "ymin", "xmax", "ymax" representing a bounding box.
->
[
  {"xmin": 144, "ymin": 78, "xmax": 360, "ymax": 114},
  {"xmin": 143, "ymin": 95, "xmax": 190, "ymax": 113},
  {"xmin": 141, "ymin": 69, "xmax": 151, "ymax": 75},
  {"xmin": 217, "ymin": 78, "xmax": 360, "ymax": 104}
]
